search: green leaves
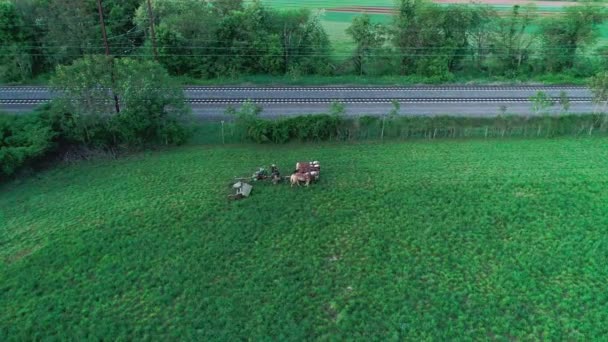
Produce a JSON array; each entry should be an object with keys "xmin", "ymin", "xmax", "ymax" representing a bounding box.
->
[
  {"xmin": 529, "ymin": 91, "xmax": 554, "ymax": 115},
  {"xmin": 0, "ymin": 113, "xmax": 56, "ymax": 178},
  {"xmin": 539, "ymin": 3, "xmax": 606, "ymax": 72},
  {"xmin": 50, "ymin": 55, "xmax": 191, "ymax": 147},
  {"xmin": 589, "ymin": 71, "xmax": 608, "ymax": 107},
  {"xmin": 346, "ymin": 14, "xmax": 387, "ymax": 75}
]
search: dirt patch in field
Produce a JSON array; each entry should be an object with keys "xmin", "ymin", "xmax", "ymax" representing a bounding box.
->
[
  {"xmin": 4, "ymin": 246, "xmax": 39, "ymax": 264},
  {"xmin": 326, "ymin": 0, "xmax": 588, "ymax": 15},
  {"xmin": 433, "ymin": 0, "xmax": 578, "ymax": 5},
  {"xmin": 328, "ymin": 6, "xmax": 394, "ymax": 14},
  {"xmin": 328, "ymin": 5, "xmax": 561, "ymax": 16}
]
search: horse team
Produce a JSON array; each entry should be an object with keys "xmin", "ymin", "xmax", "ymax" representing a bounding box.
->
[{"xmin": 290, "ymin": 161, "xmax": 320, "ymax": 187}]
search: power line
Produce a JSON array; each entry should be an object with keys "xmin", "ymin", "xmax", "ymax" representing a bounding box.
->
[
  {"xmin": 10, "ymin": 45, "xmax": 599, "ymax": 51},
  {"xmin": 0, "ymin": 52, "xmax": 604, "ymax": 57}
]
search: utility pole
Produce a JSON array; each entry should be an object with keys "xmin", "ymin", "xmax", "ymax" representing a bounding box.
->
[
  {"xmin": 96, "ymin": 0, "xmax": 120, "ymax": 114},
  {"xmin": 146, "ymin": 0, "xmax": 159, "ymax": 61}
]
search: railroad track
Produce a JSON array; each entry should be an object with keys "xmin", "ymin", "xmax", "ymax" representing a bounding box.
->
[
  {"xmin": 183, "ymin": 86, "xmax": 589, "ymax": 92},
  {"xmin": 0, "ymin": 97, "xmax": 595, "ymax": 105},
  {"xmin": 0, "ymin": 85, "xmax": 590, "ymax": 93}
]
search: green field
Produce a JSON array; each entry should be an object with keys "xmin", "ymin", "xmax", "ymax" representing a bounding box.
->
[
  {"xmin": 258, "ymin": 0, "xmax": 580, "ymax": 11},
  {"xmin": 257, "ymin": 1, "xmax": 608, "ymax": 59},
  {"xmin": 3, "ymin": 138, "xmax": 608, "ymax": 339}
]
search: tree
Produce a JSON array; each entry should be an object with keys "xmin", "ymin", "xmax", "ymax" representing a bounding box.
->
[
  {"xmin": 30, "ymin": 0, "xmax": 144, "ymax": 68},
  {"xmin": 381, "ymin": 100, "xmax": 400, "ymax": 141},
  {"xmin": 392, "ymin": 0, "xmax": 472, "ymax": 78},
  {"xmin": 540, "ymin": 3, "xmax": 606, "ymax": 72},
  {"xmin": 469, "ymin": 5, "xmax": 498, "ymax": 69},
  {"xmin": 589, "ymin": 71, "xmax": 608, "ymax": 114},
  {"xmin": 51, "ymin": 55, "xmax": 190, "ymax": 146},
  {"xmin": 559, "ymin": 91, "xmax": 571, "ymax": 113},
  {"xmin": 346, "ymin": 14, "xmax": 387, "ymax": 75},
  {"xmin": 0, "ymin": 0, "xmax": 33, "ymax": 81},
  {"xmin": 530, "ymin": 91, "xmax": 553, "ymax": 115},
  {"xmin": 34, "ymin": 0, "xmax": 101, "ymax": 66},
  {"xmin": 393, "ymin": 0, "xmax": 425, "ymax": 74},
  {"xmin": 216, "ymin": 3, "xmax": 282, "ymax": 75},
  {"xmin": 439, "ymin": 5, "xmax": 476, "ymax": 72},
  {"xmin": 273, "ymin": 8, "xmax": 332, "ymax": 75},
  {"xmin": 330, "ymin": 101, "xmax": 346, "ymax": 117},
  {"xmin": 103, "ymin": 0, "xmax": 145, "ymax": 55},
  {"xmin": 491, "ymin": 4, "xmax": 538, "ymax": 74},
  {"xmin": 135, "ymin": 0, "xmax": 217, "ymax": 76},
  {"xmin": 589, "ymin": 71, "xmax": 608, "ymax": 130}
]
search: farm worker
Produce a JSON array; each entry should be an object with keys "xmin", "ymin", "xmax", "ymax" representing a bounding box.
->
[
  {"xmin": 253, "ymin": 167, "xmax": 267, "ymax": 181},
  {"xmin": 270, "ymin": 164, "xmax": 280, "ymax": 177}
]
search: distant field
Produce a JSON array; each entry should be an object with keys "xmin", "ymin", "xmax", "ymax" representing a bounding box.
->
[
  {"xmin": 256, "ymin": 0, "xmax": 606, "ymax": 59},
  {"xmin": 3, "ymin": 138, "xmax": 608, "ymax": 339},
  {"xmin": 259, "ymin": 0, "xmax": 579, "ymax": 11}
]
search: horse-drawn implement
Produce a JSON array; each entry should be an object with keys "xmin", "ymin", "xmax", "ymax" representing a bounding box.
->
[{"xmin": 230, "ymin": 160, "xmax": 321, "ymax": 199}]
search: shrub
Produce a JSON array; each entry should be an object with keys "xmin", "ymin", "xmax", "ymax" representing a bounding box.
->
[
  {"xmin": 227, "ymin": 104, "xmax": 343, "ymax": 144},
  {"xmin": 51, "ymin": 56, "xmax": 192, "ymax": 149},
  {"xmin": 0, "ymin": 113, "xmax": 56, "ymax": 178}
]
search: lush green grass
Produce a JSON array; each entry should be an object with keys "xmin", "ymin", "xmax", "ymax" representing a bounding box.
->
[{"xmin": 2, "ymin": 138, "xmax": 608, "ymax": 339}]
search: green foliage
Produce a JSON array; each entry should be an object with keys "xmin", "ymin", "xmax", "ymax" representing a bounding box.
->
[
  {"xmin": 34, "ymin": 0, "xmax": 142, "ymax": 67},
  {"xmin": 228, "ymin": 102, "xmax": 341, "ymax": 143},
  {"xmin": 540, "ymin": 3, "xmax": 607, "ymax": 72},
  {"xmin": 559, "ymin": 90, "xmax": 571, "ymax": 113},
  {"xmin": 0, "ymin": 0, "xmax": 33, "ymax": 81},
  {"xmin": 1, "ymin": 0, "xmax": 608, "ymax": 82},
  {"xmin": 589, "ymin": 71, "xmax": 608, "ymax": 112},
  {"xmin": 51, "ymin": 55, "xmax": 191, "ymax": 148},
  {"xmin": 329, "ymin": 101, "xmax": 346, "ymax": 117},
  {"xmin": 530, "ymin": 91, "xmax": 554, "ymax": 115},
  {"xmin": 4, "ymin": 138, "xmax": 608, "ymax": 339},
  {"xmin": 212, "ymin": 111, "xmax": 607, "ymax": 145},
  {"xmin": 0, "ymin": 113, "xmax": 56, "ymax": 178},
  {"xmin": 346, "ymin": 14, "xmax": 387, "ymax": 75},
  {"xmin": 490, "ymin": 4, "xmax": 538, "ymax": 74},
  {"xmin": 133, "ymin": 1, "xmax": 332, "ymax": 77}
]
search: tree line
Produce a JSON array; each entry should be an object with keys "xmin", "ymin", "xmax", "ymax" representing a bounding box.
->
[
  {"xmin": 350, "ymin": 0, "xmax": 607, "ymax": 79},
  {"xmin": 0, "ymin": 0, "xmax": 607, "ymax": 82}
]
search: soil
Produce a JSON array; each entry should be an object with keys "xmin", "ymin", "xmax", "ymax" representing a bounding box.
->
[{"xmin": 327, "ymin": 5, "xmax": 562, "ymax": 16}]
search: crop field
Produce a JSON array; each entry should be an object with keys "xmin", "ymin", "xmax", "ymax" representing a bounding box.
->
[
  {"xmin": 256, "ymin": 0, "xmax": 608, "ymax": 59},
  {"xmin": 2, "ymin": 138, "xmax": 608, "ymax": 339}
]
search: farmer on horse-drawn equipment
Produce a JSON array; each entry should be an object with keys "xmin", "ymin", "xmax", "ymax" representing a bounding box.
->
[
  {"xmin": 253, "ymin": 167, "xmax": 268, "ymax": 181},
  {"xmin": 270, "ymin": 164, "xmax": 282, "ymax": 184}
]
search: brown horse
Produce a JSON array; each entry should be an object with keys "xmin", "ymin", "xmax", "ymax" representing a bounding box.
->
[{"xmin": 290, "ymin": 173, "xmax": 311, "ymax": 187}]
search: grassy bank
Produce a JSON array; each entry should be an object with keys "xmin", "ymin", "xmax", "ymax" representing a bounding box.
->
[
  {"xmin": 2, "ymin": 138, "xmax": 608, "ymax": 339},
  {"xmin": 177, "ymin": 73, "xmax": 591, "ymax": 86},
  {"xmin": 192, "ymin": 114, "xmax": 606, "ymax": 145},
  {"xmin": 4, "ymin": 72, "xmax": 591, "ymax": 88}
]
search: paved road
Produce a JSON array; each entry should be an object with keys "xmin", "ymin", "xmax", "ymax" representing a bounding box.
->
[{"xmin": 0, "ymin": 85, "xmax": 595, "ymax": 117}]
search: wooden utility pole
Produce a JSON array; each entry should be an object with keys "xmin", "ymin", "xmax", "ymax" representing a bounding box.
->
[
  {"xmin": 96, "ymin": 0, "xmax": 120, "ymax": 114},
  {"xmin": 97, "ymin": 0, "xmax": 110, "ymax": 56},
  {"xmin": 146, "ymin": 0, "xmax": 159, "ymax": 61}
]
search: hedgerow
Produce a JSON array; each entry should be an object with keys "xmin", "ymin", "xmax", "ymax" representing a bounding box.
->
[{"xmin": 216, "ymin": 109, "xmax": 608, "ymax": 145}]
